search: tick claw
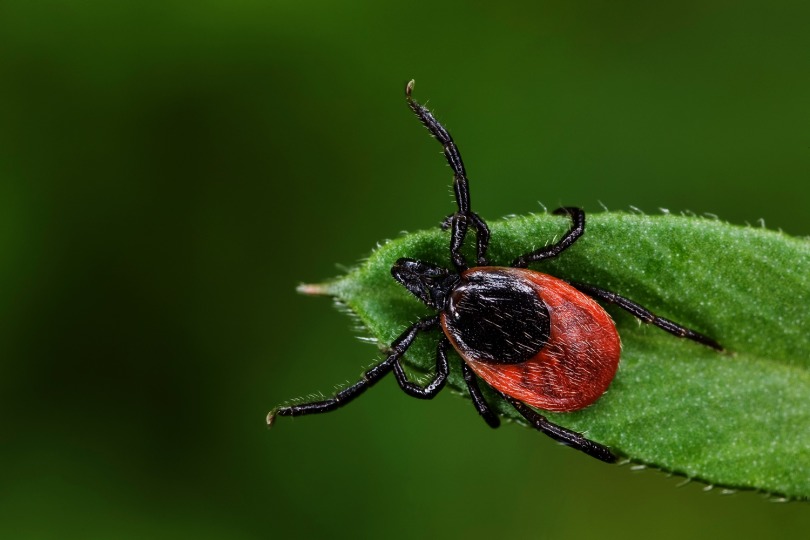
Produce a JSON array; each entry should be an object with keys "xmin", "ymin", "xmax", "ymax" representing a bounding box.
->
[{"xmin": 266, "ymin": 409, "xmax": 278, "ymax": 427}]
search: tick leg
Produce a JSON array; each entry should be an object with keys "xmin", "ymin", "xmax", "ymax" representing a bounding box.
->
[
  {"xmin": 568, "ymin": 281, "xmax": 723, "ymax": 351},
  {"xmin": 449, "ymin": 213, "xmax": 470, "ymax": 271},
  {"xmin": 512, "ymin": 207, "xmax": 585, "ymax": 268},
  {"xmin": 461, "ymin": 361, "xmax": 501, "ymax": 428},
  {"xmin": 470, "ymin": 213, "xmax": 491, "ymax": 267},
  {"xmin": 406, "ymin": 80, "xmax": 490, "ymax": 269},
  {"xmin": 393, "ymin": 336, "xmax": 450, "ymax": 398},
  {"xmin": 501, "ymin": 394, "xmax": 617, "ymax": 463},
  {"xmin": 267, "ymin": 315, "xmax": 440, "ymax": 425},
  {"xmin": 405, "ymin": 80, "xmax": 470, "ymax": 213}
]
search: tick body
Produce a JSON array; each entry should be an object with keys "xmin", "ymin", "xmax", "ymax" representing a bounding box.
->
[
  {"xmin": 443, "ymin": 267, "xmax": 621, "ymax": 412},
  {"xmin": 269, "ymin": 80, "xmax": 722, "ymax": 463}
]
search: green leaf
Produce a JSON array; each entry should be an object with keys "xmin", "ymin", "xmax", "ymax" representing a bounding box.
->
[{"xmin": 303, "ymin": 212, "xmax": 810, "ymax": 500}]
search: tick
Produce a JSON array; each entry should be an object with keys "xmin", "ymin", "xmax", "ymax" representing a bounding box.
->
[{"xmin": 268, "ymin": 81, "xmax": 722, "ymax": 462}]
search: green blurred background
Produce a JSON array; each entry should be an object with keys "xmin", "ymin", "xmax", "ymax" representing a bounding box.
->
[{"xmin": 1, "ymin": 1, "xmax": 809, "ymax": 538}]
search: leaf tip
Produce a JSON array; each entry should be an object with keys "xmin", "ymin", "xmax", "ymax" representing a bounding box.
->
[{"xmin": 296, "ymin": 282, "xmax": 334, "ymax": 296}]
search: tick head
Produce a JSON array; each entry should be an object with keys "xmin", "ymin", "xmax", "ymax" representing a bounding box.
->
[{"xmin": 391, "ymin": 258, "xmax": 459, "ymax": 310}]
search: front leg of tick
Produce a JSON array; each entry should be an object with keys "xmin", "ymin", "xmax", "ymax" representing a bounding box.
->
[
  {"xmin": 392, "ymin": 336, "xmax": 450, "ymax": 398},
  {"xmin": 443, "ymin": 211, "xmax": 490, "ymax": 270},
  {"xmin": 406, "ymin": 80, "xmax": 491, "ymax": 269},
  {"xmin": 267, "ymin": 316, "xmax": 440, "ymax": 425}
]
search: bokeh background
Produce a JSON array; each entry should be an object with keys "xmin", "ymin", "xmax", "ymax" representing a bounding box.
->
[{"xmin": 2, "ymin": 1, "xmax": 809, "ymax": 538}]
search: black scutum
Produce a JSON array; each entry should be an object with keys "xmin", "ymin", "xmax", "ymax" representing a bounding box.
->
[{"xmin": 445, "ymin": 271, "xmax": 550, "ymax": 364}]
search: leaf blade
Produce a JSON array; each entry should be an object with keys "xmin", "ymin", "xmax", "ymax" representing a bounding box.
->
[{"xmin": 312, "ymin": 212, "xmax": 810, "ymax": 499}]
